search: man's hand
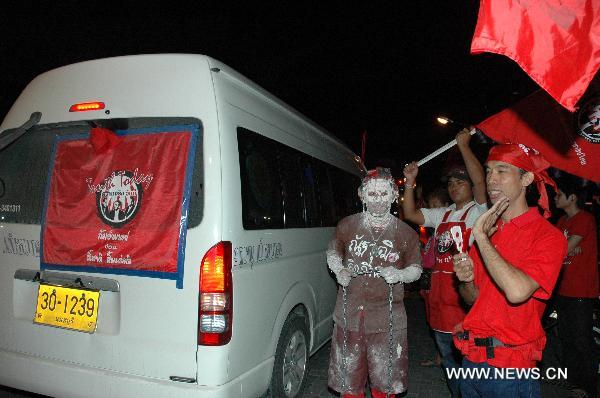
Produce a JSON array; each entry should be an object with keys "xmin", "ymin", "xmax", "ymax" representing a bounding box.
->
[
  {"xmin": 453, "ymin": 252, "xmax": 474, "ymax": 283},
  {"xmin": 454, "ymin": 252, "xmax": 479, "ymax": 304},
  {"xmin": 327, "ymin": 250, "xmax": 344, "ymax": 274},
  {"xmin": 379, "ymin": 266, "xmax": 404, "ymax": 284},
  {"xmin": 472, "ymin": 197, "xmax": 510, "ymax": 241},
  {"xmin": 336, "ymin": 268, "xmax": 352, "ymax": 287},
  {"xmin": 403, "ymin": 161, "xmax": 419, "ymax": 185},
  {"xmin": 456, "ymin": 127, "xmax": 473, "ymax": 148}
]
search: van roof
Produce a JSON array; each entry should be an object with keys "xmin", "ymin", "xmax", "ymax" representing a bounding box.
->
[
  {"xmin": 1, "ymin": 54, "xmax": 360, "ymax": 167},
  {"xmin": 204, "ymin": 56, "xmax": 354, "ymax": 154}
]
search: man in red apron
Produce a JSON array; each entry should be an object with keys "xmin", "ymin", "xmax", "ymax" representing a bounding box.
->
[
  {"xmin": 403, "ymin": 129, "xmax": 487, "ymax": 397},
  {"xmin": 453, "ymin": 143, "xmax": 567, "ymax": 397},
  {"xmin": 419, "ymin": 189, "xmax": 449, "ymax": 368}
]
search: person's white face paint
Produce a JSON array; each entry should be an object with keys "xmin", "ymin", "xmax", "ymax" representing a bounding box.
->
[{"xmin": 364, "ymin": 179, "xmax": 394, "ymax": 217}]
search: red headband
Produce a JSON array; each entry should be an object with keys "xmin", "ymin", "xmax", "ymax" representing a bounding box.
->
[
  {"xmin": 487, "ymin": 144, "xmax": 556, "ymax": 218},
  {"xmin": 363, "ymin": 167, "xmax": 394, "ymax": 183}
]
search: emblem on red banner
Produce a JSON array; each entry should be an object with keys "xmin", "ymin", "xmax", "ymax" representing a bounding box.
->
[
  {"xmin": 576, "ymin": 95, "xmax": 600, "ymax": 144},
  {"xmin": 95, "ymin": 170, "xmax": 143, "ymax": 228}
]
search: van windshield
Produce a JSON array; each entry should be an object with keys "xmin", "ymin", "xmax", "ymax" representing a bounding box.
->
[{"xmin": 0, "ymin": 117, "xmax": 204, "ymax": 228}]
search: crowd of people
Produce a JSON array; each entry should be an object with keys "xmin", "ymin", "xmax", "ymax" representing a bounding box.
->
[{"xmin": 325, "ymin": 130, "xmax": 599, "ymax": 398}]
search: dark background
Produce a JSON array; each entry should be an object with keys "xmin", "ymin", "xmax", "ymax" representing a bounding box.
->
[{"xmin": 0, "ymin": 1, "xmax": 540, "ymax": 189}]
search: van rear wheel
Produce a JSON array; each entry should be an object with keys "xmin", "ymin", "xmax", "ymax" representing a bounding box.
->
[{"xmin": 270, "ymin": 315, "xmax": 309, "ymax": 398}]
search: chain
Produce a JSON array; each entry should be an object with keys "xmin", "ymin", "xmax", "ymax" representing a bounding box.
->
[
  {"xmin": 386, "ymin": 283, "xmax": 394, "ymax": 398},
  {"xmin": 365, "ymin": 211, "xmax": 392, "ymax": 230},
  {"xmin": 365, "ymin": 213, "xmax": 392, "ymax": 249},
  {"xmin": 340, "ymin": 285, "xmax": 349, "ymax": 393},
  {"xmin": 340, "ymin": 279, "xmax": 393, "ymax": 396},
  {"xmin": 339, "ymin": 215, "xmax": 397, "ymax": 396}
]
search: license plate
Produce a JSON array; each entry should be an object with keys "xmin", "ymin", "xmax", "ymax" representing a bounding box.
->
[{"xmin": 34, "ymin": 284, "xmax": 100, "ymax": 333}]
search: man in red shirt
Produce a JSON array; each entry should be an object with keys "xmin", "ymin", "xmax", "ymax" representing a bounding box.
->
[
  {"xmin": 554, "ymin": 178, "xmax": 599, "ymax": 397},
  {"xmin": 453, "ymin": 143, "xmax": 567, "ymax": 397}
]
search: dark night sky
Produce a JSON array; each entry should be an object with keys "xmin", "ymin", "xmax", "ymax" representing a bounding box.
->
[{"xmin": 0, "ymin": 2, "xmax": 539, "ymax": 185}]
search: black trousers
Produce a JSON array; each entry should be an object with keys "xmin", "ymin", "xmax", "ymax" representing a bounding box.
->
[{"xmin": 556, "ymin": 295, "xmax": 599, "ymax": 397}]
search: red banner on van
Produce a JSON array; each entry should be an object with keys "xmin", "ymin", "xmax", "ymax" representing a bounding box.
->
[{"xmin": 41, "ymin": 125, "xmax": 198, "ymax": 288}]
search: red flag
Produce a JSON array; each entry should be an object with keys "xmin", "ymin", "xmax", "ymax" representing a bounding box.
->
[
  {"xmin": 471, "ymin": 0, "xmax": 600, "ymax": 111},
  {"xmin": 476, "ymin": 89, "xmax": 600, "ymax": 182},
  {"xmin": 42, "ymin": 126, "xmax": 197, "ymax": 287}
]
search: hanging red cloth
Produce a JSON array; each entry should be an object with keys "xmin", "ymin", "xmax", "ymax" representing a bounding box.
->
[{"xmin": 90, "ymin": 127, "xmax": 123, "ymax": 153}]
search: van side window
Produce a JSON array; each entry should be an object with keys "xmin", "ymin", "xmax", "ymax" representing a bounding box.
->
[
  {"xmin": 237, "ymin": 127, "xmax": 361, "ymax": 230},
  {"xmin": 238, "ymin": 129, "xmax": 285, "ymax": 230},
  {"xmin": 314, "ymin": 163, "xmax": 337, "ymax": 227},
  {"xmin": 299, "ymin": 159, "xmax": 321, "ymax": 227},
  {"xmin": 277, "ymin": 149, "xmax": 305, "ymax": 228},
  {"xmin": 330, "ymin": 167, "xmax": 362, "ymax": 220}
]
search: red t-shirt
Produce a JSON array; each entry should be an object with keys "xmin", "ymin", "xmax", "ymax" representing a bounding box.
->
[
  {"xmin": 460, "ymin": 208, "xmax": 567, "ymax": 368},
  {"xmin": 556, "ymin": 211, "xmax": 599, "ymax": 298}
]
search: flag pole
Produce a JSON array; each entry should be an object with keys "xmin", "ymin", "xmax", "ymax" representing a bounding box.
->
[
  {"xmin": 361, "ymin": 130, "xmax": 367, "ymax": 163},
  {"xmin": 416, "ymin": 128, "xmax": 476, "ymax": 166}
]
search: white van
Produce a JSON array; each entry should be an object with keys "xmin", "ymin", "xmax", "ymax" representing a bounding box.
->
[{"xmin": 0, "ymin": 54, "xmax": 365, "ymax": 398}]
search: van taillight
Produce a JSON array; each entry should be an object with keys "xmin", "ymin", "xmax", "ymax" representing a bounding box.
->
[
  {"xmin": 198, "ymin": 241, "xmax": 232, "ymax": 346},
  {"xmin": 69, "ymin": 101, "xmax": 105, "ymax": 112}
]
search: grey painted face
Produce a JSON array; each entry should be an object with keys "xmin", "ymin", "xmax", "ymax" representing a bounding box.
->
[{"xmin": 363, "ymin": 179, "xmax": 396, "ymax": 217}]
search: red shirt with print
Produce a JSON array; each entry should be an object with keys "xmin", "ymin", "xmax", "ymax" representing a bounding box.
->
[
  {"xmin": 455, "ymin": 208, "xmax": 567, "ymax": 368},
  {"xmin": 556, "ymin": 210, "xmax": 599, "ymax": 298}
]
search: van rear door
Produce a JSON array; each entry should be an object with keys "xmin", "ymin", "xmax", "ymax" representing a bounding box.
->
[{"xmin": 0, "ymin": 117, "xmax": 203, "ymax": 382}]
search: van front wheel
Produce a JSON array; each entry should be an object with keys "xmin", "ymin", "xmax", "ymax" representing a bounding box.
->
[{"xmin": 270, "ymin": 315, "xmax": 309, "ymax": 398}]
